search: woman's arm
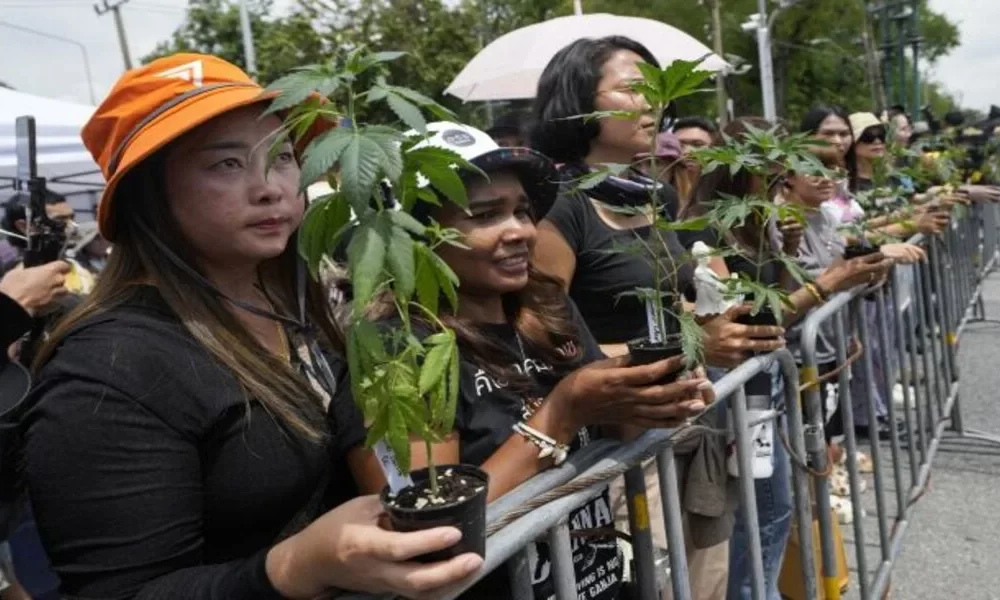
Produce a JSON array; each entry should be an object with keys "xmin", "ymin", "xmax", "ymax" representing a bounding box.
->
[
  {"xmin": 534, "ymin": 220, "xmax": 578, "ymax": 293},
  {"xmin": 25, "ymin": 377, "xmax": 286, "ymax": 600},
  {"xmin": 350, "ymin": 400, "xmax": 578, "ymax": 504}
]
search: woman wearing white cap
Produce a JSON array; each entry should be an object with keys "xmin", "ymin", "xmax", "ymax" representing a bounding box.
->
[{"xmin": 339, "ymin": 122, "xmax": 714, "ymax": 600}]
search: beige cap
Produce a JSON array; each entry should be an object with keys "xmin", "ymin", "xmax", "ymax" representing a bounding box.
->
[{"xmin": 849, "ymin": 112, "xmax": 884, "ymax": 142}]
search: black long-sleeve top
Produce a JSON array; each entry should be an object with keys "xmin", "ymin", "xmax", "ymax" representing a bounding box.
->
[{"xmin": 21, "ymin": 286, "xmax": 354, "ymax": 599}]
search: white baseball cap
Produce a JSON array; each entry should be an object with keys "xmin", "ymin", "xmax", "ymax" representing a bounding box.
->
[{"xmin": 405, "ymin": 122, "xmax": 559, "ymax": 222}]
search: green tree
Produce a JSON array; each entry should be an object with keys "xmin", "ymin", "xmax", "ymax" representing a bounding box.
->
[
  {"xmin": 298, "ymin": 0, "xmax": 482, "ymax": 123},
  {"xmin": 145, "ymin": 0, "xmax": 963, "ymax": 127},
  {"xmin": 141, "ymin": 0, "xmax": 329, "ymax": 85}
]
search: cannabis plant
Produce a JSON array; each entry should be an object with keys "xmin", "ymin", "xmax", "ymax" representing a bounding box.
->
[
  {"xmin": 570, "ymin": 59, "xmax": 720, "ymax": 364},
  {"xmin": 268, "ymin": 48, "xmax": 477, "ymax": 492},
  {"xmin": 684, "ymin": 124, "xmax": 829, "ymax": 321}
]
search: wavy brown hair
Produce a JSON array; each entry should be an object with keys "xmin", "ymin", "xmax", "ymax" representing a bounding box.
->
[
  {"xmin": 444, "ymin": 265, "xmax": 582, "ymax": 393},
  {"xmin": 34, "ymin": 151, "xmax": 343, "ymax": 443}
]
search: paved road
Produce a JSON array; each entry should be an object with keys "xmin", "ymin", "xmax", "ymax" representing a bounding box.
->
[{"xmin": 839, "ymin": 272, "xmax": 1000, "ymax": 600}]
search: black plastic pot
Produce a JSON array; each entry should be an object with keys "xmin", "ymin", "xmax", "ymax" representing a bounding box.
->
[
  {"xmin": 627, "ymin": 334, "xmax": 685, "ymax": 383},
  {"xmin": 843, "ymin": 245, "xmax": 881, "ymax": 301},
  {"xmin": 843, "ymin": 244, "xmax": 879, "ymax": 260},
  {"xmin": 735, "ymin": 306, "xmax": 778, "ymax": 328},
  {"xmin": 736, "ymin": 307, "xmax": 781, "ymax": 355},
  {"xmin": 381, "ymin": 464, "xmax": 488, "ymax": 563}
]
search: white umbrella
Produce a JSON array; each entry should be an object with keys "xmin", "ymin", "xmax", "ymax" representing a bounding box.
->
[{"xmin": 445, "ymin": 13, "xmax": 728, "ymax": 102}]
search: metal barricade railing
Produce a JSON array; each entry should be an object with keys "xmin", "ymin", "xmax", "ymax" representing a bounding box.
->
[
  {"xmin": 795, "ymin": 202, "xmax": 1000, "ymax": 600},
  {"xmin": 345, "ymin": 203, "xmax": 1000, "ymax": 600},
  {"xmin": 427, "ymin": 351, "xmax": 811, "ymax": 600}
]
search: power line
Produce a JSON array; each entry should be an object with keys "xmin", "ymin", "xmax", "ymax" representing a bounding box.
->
[{"xmin": 93, "ymin": 0, "xmax": 133, "ymax": 70}]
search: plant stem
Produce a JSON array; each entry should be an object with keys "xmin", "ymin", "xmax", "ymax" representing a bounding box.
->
[{"xmin": 426, "ymin": 438, "xmax": 438, "ymax": 495}]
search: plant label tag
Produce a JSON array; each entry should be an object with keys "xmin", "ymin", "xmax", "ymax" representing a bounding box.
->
[
  {"xmin": 373, "ymin": 440, "xmax": 414, "ymax": 493},
  {"xmin": 645, "ymin": 301, "xmax": 664, "ymax": 344}
]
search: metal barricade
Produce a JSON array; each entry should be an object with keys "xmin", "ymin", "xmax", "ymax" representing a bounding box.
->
[
  {"xmin": 795, "ymin": 203, "xmax": 1000, "ymax": 600},
  {"xmin": 345, "ymin": 203, "xmax": 1000, "ymax": 600}
]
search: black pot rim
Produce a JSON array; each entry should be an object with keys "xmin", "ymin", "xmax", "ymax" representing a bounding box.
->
[
  {"xmin": 380, "ymin": 463, "xmax": 489, "ymax": 517},
  {"xmin": 627, "ymin": 334, "xmax": 683, "ymax": 350}
]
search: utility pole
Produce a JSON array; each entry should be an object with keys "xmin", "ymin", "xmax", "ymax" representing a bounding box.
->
[
  {"xmin": 710, "ymin": 0, "xmax": 728, "ymax": 126},
  {"xmin": 908, "ymin": 0, "xmax": 921, "ymax": 116},
  {"xmin": 94, "ymin": 0, "xmax": 133, "ymax": 70},
  {"xmin": 238, "ymin": 0, "xmax": 258, "ymax": 79},
  {"xmin": 749, "ymin": 0, "xmax": 777, "ymax": 121}
]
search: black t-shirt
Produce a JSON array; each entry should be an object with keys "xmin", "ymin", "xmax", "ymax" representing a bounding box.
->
[
  {"xmin": 335, "ymin": 301, "xmax": 623, "ymax": 600},
  {"xmin": 21, "ymin": 286, "xmax": 353, "ymax": 600},
  {"xmin": 541, "ymin": 190, "xmax": 695, "ymax": 344}
]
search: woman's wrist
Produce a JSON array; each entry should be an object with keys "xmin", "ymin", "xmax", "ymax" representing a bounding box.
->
[
  {"xmin": 812, "ymin": 274, "xmax": 835, "ymax": 297},
  {"xmin": 266, "ymin": 536, "xmax": 318, "ymax": 600},
  {"xmin": 532, "ymin": 395, "xmax": 580, "ymax": 444}
]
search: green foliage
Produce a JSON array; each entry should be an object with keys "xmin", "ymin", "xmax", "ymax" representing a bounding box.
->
[
  {"xmin": 272, "ymin": 48, "xmax": 472, "ymax": 484},
  {"xmin": 146, "ymin": 0, "xmax": 965, "ymax": 125}
]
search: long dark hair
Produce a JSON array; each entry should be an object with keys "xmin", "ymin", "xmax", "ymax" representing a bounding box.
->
[
  {"xmin": 35, "ymin": 151, "xmax": 344, "ymax": 443},
  {"xmin": 444, "ymin": 266, "xmax": 582, "ymax": 393},
  {"xmin": 800, "ymin": 104, "xmax": 859, "ymax": 192},
  {"xmin": 530, "ymin": 36, "xmax": 658, "ymax": 164}
]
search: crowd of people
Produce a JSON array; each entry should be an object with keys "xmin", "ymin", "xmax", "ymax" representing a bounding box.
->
[{"xmin": 0, "ymin": 32, "xmax": 997, "ymax": 600}]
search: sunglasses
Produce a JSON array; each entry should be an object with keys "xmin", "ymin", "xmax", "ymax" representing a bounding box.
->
[{"xmin": 858, "ymin": 128, "xmax": 887, "ymax": 144}]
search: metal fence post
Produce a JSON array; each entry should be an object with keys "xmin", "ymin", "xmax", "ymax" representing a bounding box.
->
[
  {"xmin": 624, "ymin": 465, "xmax": 659, "ymax": 599},
  {"xmin": 507, "ymin": 548, "xmax": 535, "ymax": 600},
  {"xmin": 656, "ymin": 446, "xmax": 691, "ymax": 600},
  {"xmin": 891, "ymin": 270, "xmax": 921, "ymax": 485},
  {"xmin": 875, "ymin": 284, "xmax": 908, "ymax": 519},
  {"xmin": 730, "ymin": 387, "xmax": 766, "ymax": 600},
  {"xmin": 833, "ymin": 310, "xmax": 870, "ymax": 600},
  {"xmin": 776, "ymin": 351, "xmax": 819, "ymax": 600},
  {"xmin": 548, "ymin": 522, "xmax": 579, "ymax": 599},
  {"xmin": 852, "ymin": 296, "xmax": 892, "ymax": 565}
]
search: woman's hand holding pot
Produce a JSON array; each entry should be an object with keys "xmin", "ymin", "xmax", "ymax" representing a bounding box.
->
[
  {"xmin": 879, "ymin": 242, "xmax": 926, "ymax": 264},
  {"xmin": 817, "ymin": 252, "xmax": 893, "ymax": 293},
  {"xmin": 913, "ymin": 206, "xmax": 950, "ymax": 235},
  {"xmin": 700, "ymin": 305, "xmax": 785, "ymax": 368},
  {"xmin": 546, "ymin": 355, "xmax": 712, "ymax": 430},
  {"xmin": 266, "ymin": 496, "xmax": 483, "ymax": 600}
]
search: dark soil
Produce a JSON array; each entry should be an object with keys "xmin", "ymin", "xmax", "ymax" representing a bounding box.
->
[{"xmin": 386, "ymin": 467, "xmax": 486, "ymax": 511}]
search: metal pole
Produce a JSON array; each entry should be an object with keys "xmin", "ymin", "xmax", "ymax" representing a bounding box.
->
[
  {"xmin": 711, "ymin": 0, "xmax": 729, "ymax": 125},
  {"xmin": 910, "ymin": 0, "xmax": 921, "ymax": 115},
  {"xmin": 624, "ymin": 465, "xmax": 660, "ymax": 599},
  {"xmin": 94, "ymin": 0, "xmax": 133, "ymax": 70},
  {"xmin": 895, "ymin": 14, "xmax": 906, "ymax": 109},
  {"xmin": 860, "ymin": 2, "xmax": 887, "ymax": 111},
  {"xmin": 239, "ymin": 0, "xmax": 258, "ymax": 78},
  {"xmin": 756, "ymin": 0, "xmax": 777, "ymax": 121},
  {"xmin": 0, "ymin": 21, "xmax": 97, "ymax": 105},
  {"xmin": 878, "ymin": 1, "xmax": 894, "ymax": 107}
]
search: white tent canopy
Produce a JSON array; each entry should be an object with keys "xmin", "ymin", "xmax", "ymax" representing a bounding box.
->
[{"xmin": 0, "ymin": 88, "xmax": 102, "ymax": 219}]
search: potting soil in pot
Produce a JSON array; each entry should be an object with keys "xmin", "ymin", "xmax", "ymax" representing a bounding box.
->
[{"xmin": 386, "ymin": 468, "xmax": 485, "ymax": 510}]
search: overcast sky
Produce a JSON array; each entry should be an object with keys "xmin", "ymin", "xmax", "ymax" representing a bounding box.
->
[{"xmin": 0, "ymin": 0, "xmax": 995, "ymax": 111}]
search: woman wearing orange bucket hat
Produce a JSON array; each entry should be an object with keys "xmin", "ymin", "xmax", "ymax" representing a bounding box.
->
[{"xmin": 15, "ymin": 54, "xmax": 482, "ymax": 599}]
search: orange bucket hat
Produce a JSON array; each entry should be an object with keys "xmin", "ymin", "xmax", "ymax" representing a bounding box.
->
[{"xmin": 83, "ymin": 53, "xmax": 325, "ymax": 241}]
